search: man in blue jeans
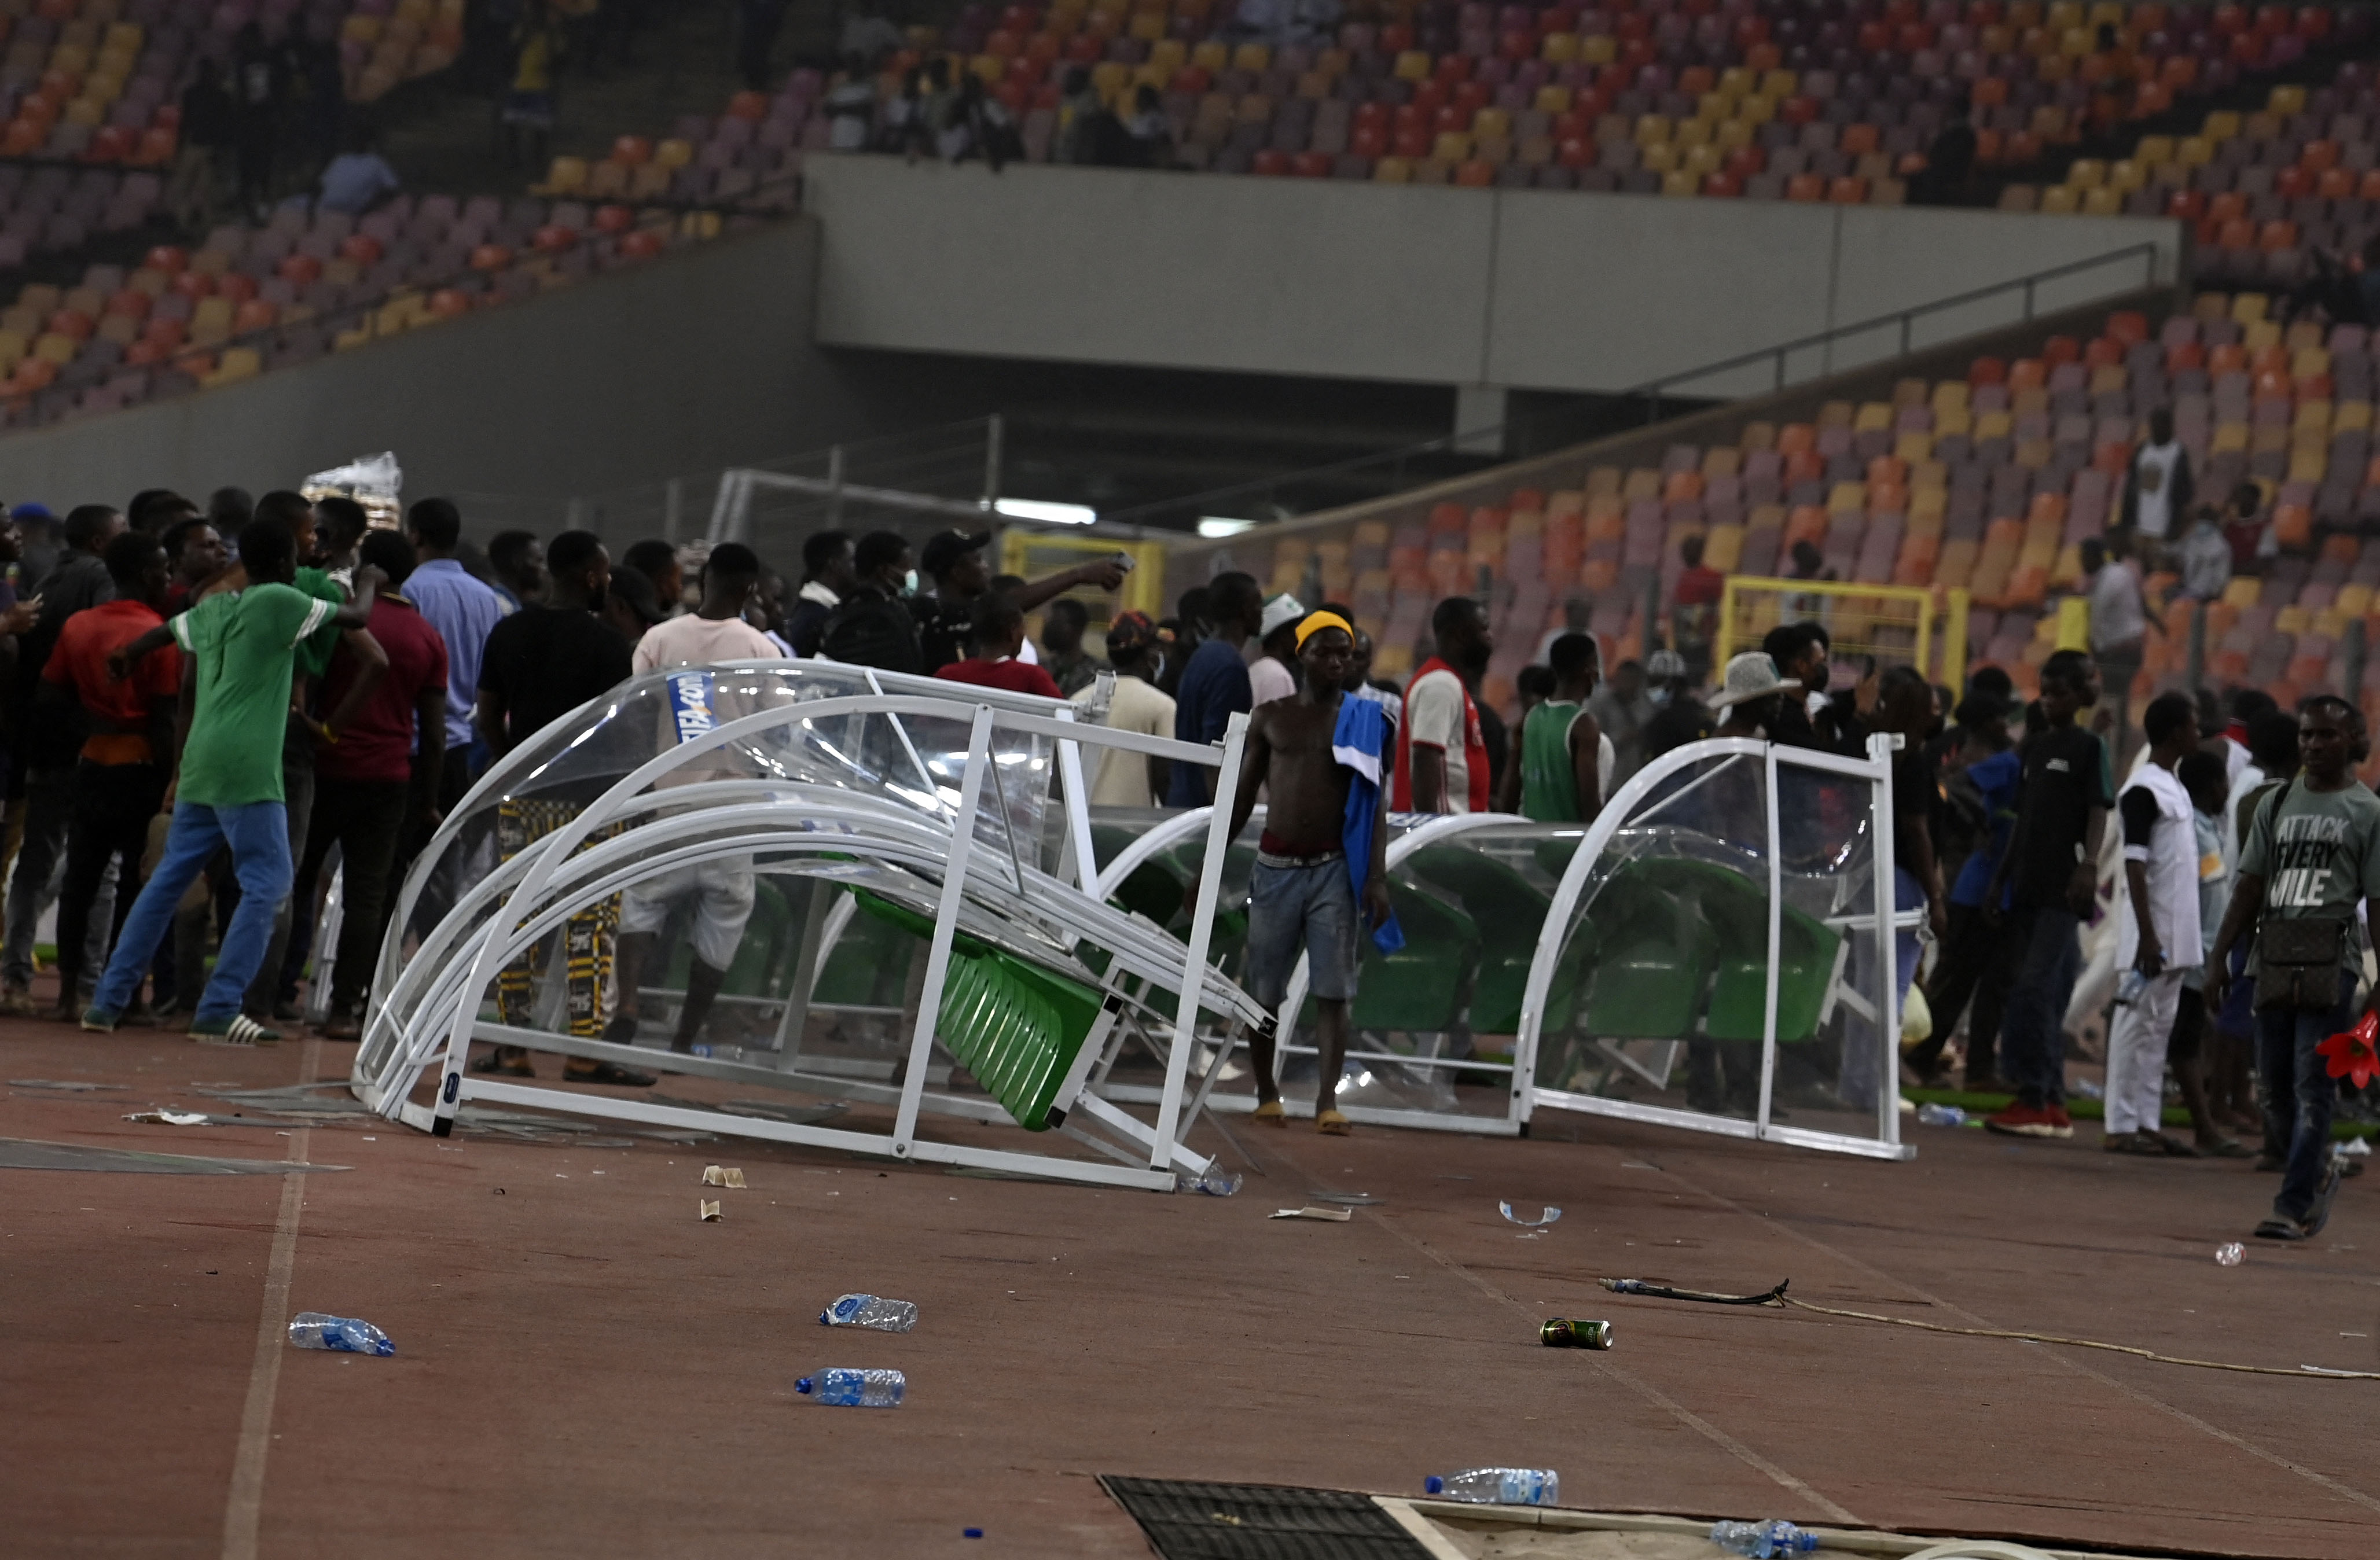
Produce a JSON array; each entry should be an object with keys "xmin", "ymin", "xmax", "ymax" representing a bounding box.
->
[
  {"xmin": 80, "ymin": 516, "xmax": 381, "ymax": 1045},
  {"xmin": 2208, "ymin": 696, "xmax": 2375, "ymax": 1241},
  {"xmin": 1984, "ymin": 651, "xmax": 2110, "ymax": 1139}
]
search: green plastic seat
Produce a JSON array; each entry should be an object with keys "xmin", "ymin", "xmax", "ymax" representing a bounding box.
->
[
  {"xmin": 1351, "ymin": 878, "xmax": 1473, "ymax": 1032},
  {"xmin": 1652, "ymin": 859, "xmax": 1839, "ymax": 1043},
  {"xmin": 813, "ymin": 889, "xmax": 921, "ymax": 1008},
  {"xmin": 849, "ymin": 891, "xmax": 1104, "ymax": 1131},
  {"xmin": 1574, "ymin": 857, "xmax": 1717, "ymax": 1038},
  {"xmin": 1405, "ymin": 845, "xmax": 1574, "ymax": 1034}
]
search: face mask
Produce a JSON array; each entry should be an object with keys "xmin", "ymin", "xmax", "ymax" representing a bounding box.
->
[
  {"xmin": 1650, "ymin": 686, "xmax": 1673, "ymax": 707},
  {"xmin": 903, "ymin": 569, "xmax": 919, "ymax": 595},
  {"xmin": 1806, "ymin": 664, "xmax": 1830, "ymax": 696}
]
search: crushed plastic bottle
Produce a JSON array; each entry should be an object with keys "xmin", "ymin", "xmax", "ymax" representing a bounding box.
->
[
  {"xmin": 796, "ymin": 1367, "xmax": 905, "ymax": 1407},
  {"xmin": 1709, "ymin": 1519, "xmax": 1819, "ymax": 1558},
  {"xmin": 1176, "ymin": 1163, "xmax": 1243, "ymax": 1196},
  {"xmin": 2215, "ymin": 1242, "xmax": 2244, "ymax": 1267},
  {"xmin": 820, "ymin": 1294, "xmax": 919, "ymax": 1332},
  {"xmin": 1423, "ymin": 1469, "xmax": 1559, "ymax": 1506},
  {"xmin": 2072, "ymin": 1076, "xmax": 2104, "ymax": 1101},
  {"xmin": 288, "ymin": 1312, "xmax": 394, "ymax": 1356},
  {"xmin": 2113, "ymin": 970, "xmax": 2147, "ymax": 1007},
  {"xmin": 1915, "ymin": 1103, "xmax": 1966, "ymax": 1127}
]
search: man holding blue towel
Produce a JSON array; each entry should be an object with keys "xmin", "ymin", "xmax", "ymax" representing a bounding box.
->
[{"xmin": 1218, "ymin": 611, "xmax": 1397, "ymax": 1135}]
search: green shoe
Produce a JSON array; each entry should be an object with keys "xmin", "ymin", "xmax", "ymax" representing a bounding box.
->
[{"xmin": 79, "ymin": 1006, "xmax": 119, "ymax": 1033}]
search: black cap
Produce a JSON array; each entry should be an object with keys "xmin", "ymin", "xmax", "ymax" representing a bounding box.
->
[
  {"xmin": 919, "ymin": 528, "xmax": 991, "ymax": 579},
  {"xmin": 608, "ymin": 564, "xmax": 669, "ymax": 626}
]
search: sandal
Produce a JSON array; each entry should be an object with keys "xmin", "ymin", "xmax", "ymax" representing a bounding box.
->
[
  {"xmin": 1314, "ymin": 1109, "xmax": 1351, "ymax": 1136},
  {"xmin": 1252, "ymin": 1099, "xmax": 1287, "ymax": 1128},
  {"xmin": 2253, "ymin": 1216, "xmax": 2310, "ymax": 1241},
  {"xmin": 2199, "ymin": 1138, "xmax": 2253, "ymax": 1159},
  {"xmin": 472, "ymin": 1049, "xmax": 537, "ymax": 1079},
  {"xmin": 2102, "ymin": 1131, "xmax": 2165, "ymax": 1155},
  {"xmin": 563, "ymin": 1059, "xmax": 657, "ymax": 1087},
  {"xmin": 2151, "ymin": 1134, "xmax": 2202, "ymax": 1158}
]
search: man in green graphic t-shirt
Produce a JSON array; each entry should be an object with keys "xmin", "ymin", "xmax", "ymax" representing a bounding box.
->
[{"xmin": 80, "ymin": 516, "xmax": 381, "ymax": 1046}]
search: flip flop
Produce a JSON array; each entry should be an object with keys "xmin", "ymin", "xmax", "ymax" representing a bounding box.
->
[
  {"xmin": 2199, "ymin": 1138, "xmax": 2254, "ymax": 1159},
  {"xmin": 472, "ymin": 1050, "xmax": 537, "ymax": 1078},
  {"xmin": 2102, "ymin": 1131, "xmax": 2165, "ymax": 1155},
  {"xmin": 1253, "ymin": 1099, "xmax": 1288, "ymax": 1128},
  {"xmin": 2151, "ymin": 1134, "xmax": 2202, "ymax": 1158},
  {"xmin": 564, "ymin": 1059, "xmax": 658, "ymax": 1088},
  {"xmin": 1315, "ymin": 1109, "xmax": 1352, "ymax": 1136},
  {"xmin": 2253, "ymin": 1216, "xmax": 2310, "ymax": 1241}
]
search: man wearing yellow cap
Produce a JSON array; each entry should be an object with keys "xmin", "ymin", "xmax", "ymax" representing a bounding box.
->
[{"xmin": 1216, "ymin": 610, "xmax": 1395, "ymax": 1134}]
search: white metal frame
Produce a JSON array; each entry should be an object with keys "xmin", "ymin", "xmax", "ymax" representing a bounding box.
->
[
  {"xmin": 1105, "ymin": 810, "xmax": 1538, "ymax": 1136},
  {"xmin": 357, "ymin": 669, "xmax": 1262, "ymax": 1192},
  {"xmin": 1520, "ymin": 732, "xmax": 1915, "ymax": 1161}
]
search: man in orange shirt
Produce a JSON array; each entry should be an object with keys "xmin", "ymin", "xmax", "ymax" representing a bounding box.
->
[{"xmin": 39, "ymin": 532, "xmax": 182, "ymax": 1020}]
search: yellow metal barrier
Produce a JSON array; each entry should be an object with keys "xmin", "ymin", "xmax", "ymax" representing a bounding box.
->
[{"xmin": 1715, "ymin": 576, "xmax": 1969, "ymax": 692}]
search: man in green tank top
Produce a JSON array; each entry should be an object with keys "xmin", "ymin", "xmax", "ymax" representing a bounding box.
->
[{"xmin": 1517, "ymin": 634, "xmax": 1607, "ymax": 823}]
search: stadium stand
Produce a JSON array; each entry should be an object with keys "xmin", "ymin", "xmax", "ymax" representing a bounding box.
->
[
  {"xmin": 0, "ymin": 194, "xmax": 751, "ymax": 425},
  {"xmin": 543, "ymin": 0, "xmax": 2372, "ymax": 204},
  {"xmin": 2011, "ymin": 69, "xmax": 2380, "ymax": 290},
  {"xmin": 1236, "ymin": 288, "xmax": 2380, "ymax": 751}
]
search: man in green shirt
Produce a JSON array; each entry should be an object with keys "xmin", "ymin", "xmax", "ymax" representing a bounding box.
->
[
  {"xmin": 1510, "ymin": 632, "xmax": 1606, "ymax": 824},
  {"xmin": 82, "ymin": 516, "xmax": 380, "ymax": 1044}
]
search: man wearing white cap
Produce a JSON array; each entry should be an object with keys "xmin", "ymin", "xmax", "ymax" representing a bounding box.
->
[{"xmin": 1249, "ymin": 591, "xmax": 1305, "ymax": 708}]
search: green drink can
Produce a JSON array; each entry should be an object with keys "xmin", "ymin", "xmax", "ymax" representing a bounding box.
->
[{"xmin": 1539, "ymin": 1318, "xmax": 1614, "ymax": 1350}]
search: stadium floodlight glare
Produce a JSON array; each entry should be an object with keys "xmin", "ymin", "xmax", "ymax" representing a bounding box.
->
[
  {"xmin": 1197, "ymin": 517, "xmax": 1256, "ymax": 537},
  {"xmin": 994, "ymin": 497, "xmax": 1097, "ymax": 525}
]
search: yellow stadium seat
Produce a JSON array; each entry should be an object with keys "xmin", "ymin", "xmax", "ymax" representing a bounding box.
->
[{"xmin": 534, "ymin": 156, "xmax": 589, "ymax": 196}]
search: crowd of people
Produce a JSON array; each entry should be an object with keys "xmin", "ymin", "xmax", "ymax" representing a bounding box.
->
[{"xmin": 0, "ymin": 483, "xmax": 2362, "ymax": 1236}]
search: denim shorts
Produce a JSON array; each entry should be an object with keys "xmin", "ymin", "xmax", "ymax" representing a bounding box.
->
[{"xmin": 1245, "ymin": 851, "xmax": 1360, "ymax": 1008}]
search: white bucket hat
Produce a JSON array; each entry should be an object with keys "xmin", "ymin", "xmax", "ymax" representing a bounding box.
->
[{"xmin": 1708, "ymin": 650, "xmax": 1795, "ymax": 709}]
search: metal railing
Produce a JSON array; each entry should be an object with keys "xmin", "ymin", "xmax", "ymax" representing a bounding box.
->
[
  {"xmin": 1107, "ymin": 241, "xmax": 2168, "ymax": 533},
  {"xmin": 1630, "ymin": 240, "xmax": 2166, "ymax": 415}
]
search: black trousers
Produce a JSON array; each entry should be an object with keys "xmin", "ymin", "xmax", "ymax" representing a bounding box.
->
[
  {"xmin": 292, "ymin": 777, "xmax": 409, "ymax": 1018},
  {"xmin": 55, "ymin": 761, "xmax": 167, "ymax": 1005},
  {"xmin": 1912, "ymin": 902, "xmax": 2022, "ymax": 1080}
]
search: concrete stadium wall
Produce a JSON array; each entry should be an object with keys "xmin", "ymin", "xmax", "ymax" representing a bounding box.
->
[
  {"xmin": 803, "ymin": 154, "xmax": 2185, "ymax": 398},
  {"xmin": 0, "ymin": 219, "xmax": 873, "ymax": 529}
]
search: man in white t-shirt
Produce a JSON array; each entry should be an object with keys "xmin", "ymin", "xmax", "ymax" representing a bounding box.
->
[
  {"xmin": 1070, "ymin": 612, "xmax": 1175, "ymax": 808},
  {"xmin": 1394, "ymin": 597, "xmax": 1493, "ymax": 814},
  {"xmin": 1249, "ymin": 591, "xmax": 1304, "ymax": 708},
  {"xmin": 2121, "ymin": 407, "xmax": 2192, "ymax": 569},
  {"xmin": 2103, "ymin": 692, "xmax": 2203, "ymax": 1156},
  {"xmin": 610, "ymin": 542, "xmax": 781, "ymax": 1055}
]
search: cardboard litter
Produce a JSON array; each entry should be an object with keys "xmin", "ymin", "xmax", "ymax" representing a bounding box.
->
[
  {"xmin": 701, "ymin": 1165, "xmax": 747, "ymax": 1188},
  {"xmin": 699, "ymin": 1201, "xmax": 722, "ymax": 1222},
  {"xmin": 1269, "ymin": 1205, "xmax": 1353, "ymax": 1222}
]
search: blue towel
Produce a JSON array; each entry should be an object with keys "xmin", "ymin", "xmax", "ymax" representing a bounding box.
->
[{"xmin": 1332, "ymin": 694, "xmax": 1405, "ymax": 954}]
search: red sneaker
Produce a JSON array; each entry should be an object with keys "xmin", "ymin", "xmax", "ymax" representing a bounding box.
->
[
  {"xmin": 2045, "ymin": 1104, "xmax": 2076, "ymax": 1139},
  {"xmin": 1985, "ymin": 1101, "xmax": 2063, "ymax": 1138}
]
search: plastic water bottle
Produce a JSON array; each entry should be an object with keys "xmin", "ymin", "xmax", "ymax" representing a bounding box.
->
[
  {"xmin": 288, "ymin": 1312, "xmax": 394, "ymax": 1356},
  {"xmin": 1709, "ymin": 1519, "xmax": 1819, "ymax": 1557},
  {"xmin": 1915, "ymin": 1103, "xmax": 1965, "ymax": 1127},
  {"xmin": 2114, "ymin": 970, "xmax": 2147, "ymax": 1007},
  {"xmin": 1422, "ymin": 1469, "xmax": 1559, "ymax": 1506},
  {"xmin": 820, "ymin": 1293, "xmax": 919, "ymax": 1332},
  {"xmin": 1176, "ymin": 1163, "xmax": 1243, "ymax": 1196},
  {"xmin": 796, "ymin": 1367, "xmax": 905, "ymax": 1407}
]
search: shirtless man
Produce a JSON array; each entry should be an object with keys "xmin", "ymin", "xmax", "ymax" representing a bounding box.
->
[{"xmin": 1217, "ymin": 614, "xmax": 1393, "ymax": 1134}]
